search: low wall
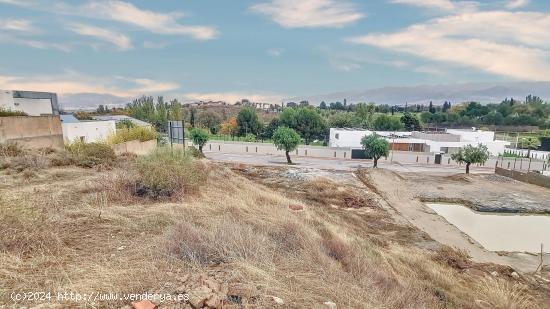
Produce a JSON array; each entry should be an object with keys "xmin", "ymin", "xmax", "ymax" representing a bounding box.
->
[
  {"xmin": 112, "ymin": 140, "xmax": 156, "ymax": 155},
  {"xmin": 495, "ymin": 167, "xmax": 550, "ymax": 189},
  {"xmin": 0, "ymin": 116, "xmax": 64, "ymax": 149}
]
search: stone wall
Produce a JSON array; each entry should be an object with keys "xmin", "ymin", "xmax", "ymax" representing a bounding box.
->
[
  {"xmin": 0, "ymin": 116, "xmax": 64, "ymax": 149},
  {"xmin": 495, "ymin": 167, "xmax": 550, "ymax": 189}
]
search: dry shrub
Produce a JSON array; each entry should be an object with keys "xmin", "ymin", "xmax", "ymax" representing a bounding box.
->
[
  {"xmin": 48, "ymin": 151, "xmax": 77, "ymax": 167},
  {"xmin": 0, "ymin": 197, "xmax": 62, "ymax": 256},
  {"xmin": 432, "ymin": 246, "xmax": 471, "ymax": 270},
  {"xmin": 320, "ymin": 234, "xmax": 351, "ymax": 266},
  {"xmin": 475, "ymin": 278, "xmax": 535, "ymax": 309},
  {"xmin": 303, "ymin": 177, "xmax": 374, "ymax": 208},
  {"xmin": 10, "ymin": 154, "xmax": 49, "ymax": 172},
  {"xmin": 107, "ymin": 126, "xmax": 156, "ymax": 144},
  {"xmin": 164, "ymin": 222, "xmax": 217, "ymax": 265},
  {"xmin": 133, "ymin": 148, "xmax": 208, "ymax": 199},
  {"xmin": 66, "ymin": 141, "xmax": 116, "ymax": 168},
  {"xmin": 0, "ymin": 142, "xmax": 25, "ymax": 157}
]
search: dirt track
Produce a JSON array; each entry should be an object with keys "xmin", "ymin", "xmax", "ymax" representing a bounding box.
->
[{"xmin": 358, "ymin": 169, "xmax": 550, "ymax": 273}]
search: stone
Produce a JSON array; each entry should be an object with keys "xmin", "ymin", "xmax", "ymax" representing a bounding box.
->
[
  {"xmin": 205, "ymin": 279, "xmax": 220, "ymax": 292},
  {"xmin": 205, "ymin": 294, "xmax": 221, "ymax": 307},
  {"xmin": 178, "ymin": 274, "xmax": 190, "ymax": 283},
  {"xmin": 289, "ymin": 204, "xmax": 304, "ymax": 211},
  {"xmin": 117, "ymin": 246, "xmax": 125, "ymax": 251},
  {"xmin": 324, "ymin": 301, "xmax": 337, "ymax": 309},
  {"xmin": 132, "ymin": 300, "xmax": 156, "ymax": 309},
  {"xmin": 490, "ymin": 271, "xmax": 499, "ymax": 277},
  {"xmin": 511, "ymin": 272, "xmax": 520, "ymax": 279},
  {"xmin": 272, "ymin": 296, "xmax": 284, "ymax": 305},
  {"xmin": 188, "ymin": 286, "xmax": 213, "ymax": 308}
]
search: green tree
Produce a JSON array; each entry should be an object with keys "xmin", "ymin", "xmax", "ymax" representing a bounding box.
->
[
  {"xmin": 361, "ymin": 134, "xmax": 390, "ymax": 168},
  {"xmin": 189, "ymin": 128, "xmax": 210, "ymax": 154},
  {"xmin": 400, "ymin": 112, "xmax": 421, "ymax": 131},
  {"xmin": 373, "ymin": 114, "xmax": 403, "ymax": 131},
  {"xmin": 520, "ymin": 136, "xmax": 540, "ymax": 158},
  {"xmin": 451, "ymin": 144, "xmax": 490, "ymax": 174},
  {"xmin": 272, "ymin": 127, "xmax": 301, "ymax": 164},
  {"xmin": 279, "ymin": 107, "xmax": 326, "ymax": 144},
  {"xmin": 236, "ymin": 107, "xmax": 262, "ymax": 136},
  {"xmin": 198, "ymin": 110, "xmax": 222, "ymax": 134}
]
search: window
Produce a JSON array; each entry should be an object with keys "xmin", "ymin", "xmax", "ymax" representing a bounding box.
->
[{"xmin": 335, "ymin": 133, "xmax": 339, "ymax": 139}]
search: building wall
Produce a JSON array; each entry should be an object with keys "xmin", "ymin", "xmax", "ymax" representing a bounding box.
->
[
  {"xmin": 0, "ymin": 116, "xmax": 64, "ymax": 149},
  {"xmin": 329, "ymin": 128, "xmax": 372, "ymax": 148},
  {"xmin": 0, "ymin": 90, "xmax": 59, "ymax": 116},
  {"xmin": 62, "ymin": 121, "xmax": 116, "ymax": 143},
  {"xmin": 12, "ymin": 98, "xmax": 53, "ymax": 115},
  {"xmin": 446, "ymin": 129, "xmax": 495, "ymax": 142},
  {"xmin": 112, "ymin": 140, "xmax": 156, "ymax": 155}
]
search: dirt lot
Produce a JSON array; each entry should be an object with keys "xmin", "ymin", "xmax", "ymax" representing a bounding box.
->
[
  {"xmin": 402, "ymin": 172, "xmax": 550, "ymax": 214},
  {"xmin": 1, "ymin": 151, "xmax": 549, "ymax": 308}
]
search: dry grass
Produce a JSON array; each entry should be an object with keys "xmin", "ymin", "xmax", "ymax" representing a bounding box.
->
[
  {"xmin": 0, "ymin": 161, "xmax": 546, "ymax": 308},
  {"xmin": 0, "ymin": 141, "xmax": 25, "ymax": 157}
]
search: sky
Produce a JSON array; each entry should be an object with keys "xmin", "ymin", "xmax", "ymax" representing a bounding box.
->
[{"xmin": 0, "ymin": 0, "xmax": 549, "ymax": 103}]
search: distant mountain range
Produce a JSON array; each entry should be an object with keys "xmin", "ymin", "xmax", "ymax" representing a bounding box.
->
[
  {"xmin": 58, "ymin": 93, "xmax": 131, "ymax": 111},
  {"xmin": 57, "ymin": 82, "xmax": 550, "ymax": 110},
  {"xmin": 283, "ymin": 82, "xmax": 550, "ymax": 106}
]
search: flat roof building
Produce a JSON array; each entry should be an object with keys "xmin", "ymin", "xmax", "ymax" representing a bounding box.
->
[{"xmin": 0, "ymin": 90, "xmax": 59, "ymax": 116}]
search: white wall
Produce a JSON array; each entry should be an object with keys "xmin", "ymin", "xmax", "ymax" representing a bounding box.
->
[
  {"xmin": 446, "ymin": 129, "xmax": 495, "ymax": 142},
  {"xmin": 329, "ymin": 129, "xmax": 373, "ymax": 148},
  {"xmin": 0, "ymin": 91, "xmax": 53, "ymax": 116},
  {"xmin": 425, "ymin": 140, "xmax": 510, "ymax": 156},
  {"xmin": 62, "ymin": 121, "xmax": 116, "ymax": 143},
  {"xmin": 12, "ymin": 98, "xmax": 53, "ymax": 115}
]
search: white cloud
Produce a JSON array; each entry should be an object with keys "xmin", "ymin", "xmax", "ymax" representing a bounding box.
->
[
  {"xmin": 251, "ymin": 0, "xmax": 364, "ymax": 28},
  {"xmin": 69, "ymin": 23, "xmax": 132, "ymax": 50},
  {"xmin": 82, "ymin": 1, "xmax": 218, "ymax": 40},
  {"xmin": 390, "ymin": 0, "xmax": 478, "ymax": 12},
  {"xmin": 182, "ymin": 92, "xmax": 285, "ymax": 104},
  {"xmin": 0, "ymin": 0, "xmax": 218, "ymax": 40},
  {"xmin": 506, "ymin": 0, "xmax": 529, "ymax": 9},
  {"xmin": 0, "ymin": 32, "xmax": 71, "ymax": 51},
  {"xmin": 267, "ymin": 48, "xmax": 285, "ymax": 57},
  {"xmin": 0, "ymin": 72, "xmax": 179, "ymax": 96},
  {"xmin": 0, "ymin": 18, "xmax": 36, "ymax": 32},
  {"xmin": 347, "ymin": 11, "xmax": 550, "ymax": 81}
]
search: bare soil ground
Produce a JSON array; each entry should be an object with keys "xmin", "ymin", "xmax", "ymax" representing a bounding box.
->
[
  {"xmin": 1, "ymin": 156, "xmax": 549, "ymax": 308},
  {"xmin": 401, "ymin": 172, "xmax": 550, "ymax": 214}
]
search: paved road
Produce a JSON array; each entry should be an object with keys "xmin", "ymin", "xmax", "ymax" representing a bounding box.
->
[{"xmin": 205, "ymin": 151, "xmax": 494, "ymax": 175}]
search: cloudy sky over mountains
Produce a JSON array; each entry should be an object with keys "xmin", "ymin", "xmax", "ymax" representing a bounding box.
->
[{"xmin": 0, "ymin": 0, "xmax": 549, "ymax": 105}]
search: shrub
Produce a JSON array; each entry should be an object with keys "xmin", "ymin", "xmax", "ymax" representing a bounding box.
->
[
  {"xmin": 0, "ymin": 107, "xmax": 27, "ymax": 117},
  {"xmin": 107, "ymin": 126, "xmax": 156, "ymax": 145},
  {"xmin": 11, "ymin": 155, "xmax": 49, "ymax": 172},
  {"xmin": 0, "ymin": 142, "xmax": 25, "ymax": 157},
  {"xmin": 66, "ymin": 141, "xmax": 116, "ymax": 168},
  {"xmin": 132, "ymin": 148, "xmax": 208, "ymax": 199}
]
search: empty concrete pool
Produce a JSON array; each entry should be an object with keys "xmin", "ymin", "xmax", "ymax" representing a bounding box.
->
[{"xmin": 427, "ymin": 203, "xmax": 550, "ymax": 253}]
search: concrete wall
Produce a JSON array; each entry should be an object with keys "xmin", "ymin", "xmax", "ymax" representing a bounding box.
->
[
  {"xmin": 201, "ymin": 140, "xmax": 549, "ymax": 172},
  {"xmin": 1, "ymin": 90, "xmax": 59, "ymax": 116},
  {"xmin": 112, "ymin": 139, "xmax": 156, "ymax": 155},
  {"xmin": 447, "ymin": 129, "xmax": 495, "ymax": 142},
  {"xmin": 62, "ymin": 120, "xmax": 116, "ymax": 143},
  {"xmin": 0, "ymin": 116, "xmax": 64, "ymax": 149},
  {"xmin": 495, "ymin": 167, "xmax": 550, "ymax": 189}
]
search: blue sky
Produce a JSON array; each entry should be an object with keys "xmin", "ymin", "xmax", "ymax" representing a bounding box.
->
[{"xmin": 0, "ymin": 0, "xmax": 548, "ymax": 103}]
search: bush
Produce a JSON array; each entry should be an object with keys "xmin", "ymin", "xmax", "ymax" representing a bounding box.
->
[
  {"xmin": 66, "ymin": 141, "xmax": 116, "ymax": 168},
  {"xmin": 132, "ymin": 148, "xmax": 208, "ymax": 199},
  {"xmin": 0, "ymin": 142, "xmax": 25, "ymax": 157},
  {"xmin": 107, "ymin": 126, "xmax": 156, "ymax": 145},
  {"xmin": 0, "ymin": 107, "xmax": 27, "ymax": 117}
]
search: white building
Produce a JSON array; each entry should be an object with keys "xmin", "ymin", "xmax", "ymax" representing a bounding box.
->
[
  {"xmin": 0, "ymin": 90, "xmax": 59, "ymax": 116},
  {"xmin": 329, "ymin": 128, "xmax": 511, "ymax": 156},
  {"xmin": 60, "ymin": 115, "xmax": 116, "ymax": 143}
]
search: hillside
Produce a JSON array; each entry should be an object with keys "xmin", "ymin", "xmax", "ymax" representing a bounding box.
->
[{"xmin": 0, "ymin": 147, "xmax": 548, "ymax": 308}]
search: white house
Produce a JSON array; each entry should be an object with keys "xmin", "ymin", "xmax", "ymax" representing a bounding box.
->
[
  {"xmin": 0, "ymin": 90, "xmax": 59, "ymax": 115},
  {"xmin": 329, "ymin": 128, "xmax": 510, "ymax": 156},
  {"xmin": 61, "ymin": 115, "xmax": 116, "ymax": 143}
]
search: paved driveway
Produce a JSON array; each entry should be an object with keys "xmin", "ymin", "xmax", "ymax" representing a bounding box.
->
[{"xmin": 205, "ymin": 151, "xmax": 494, "ymax": 175}]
